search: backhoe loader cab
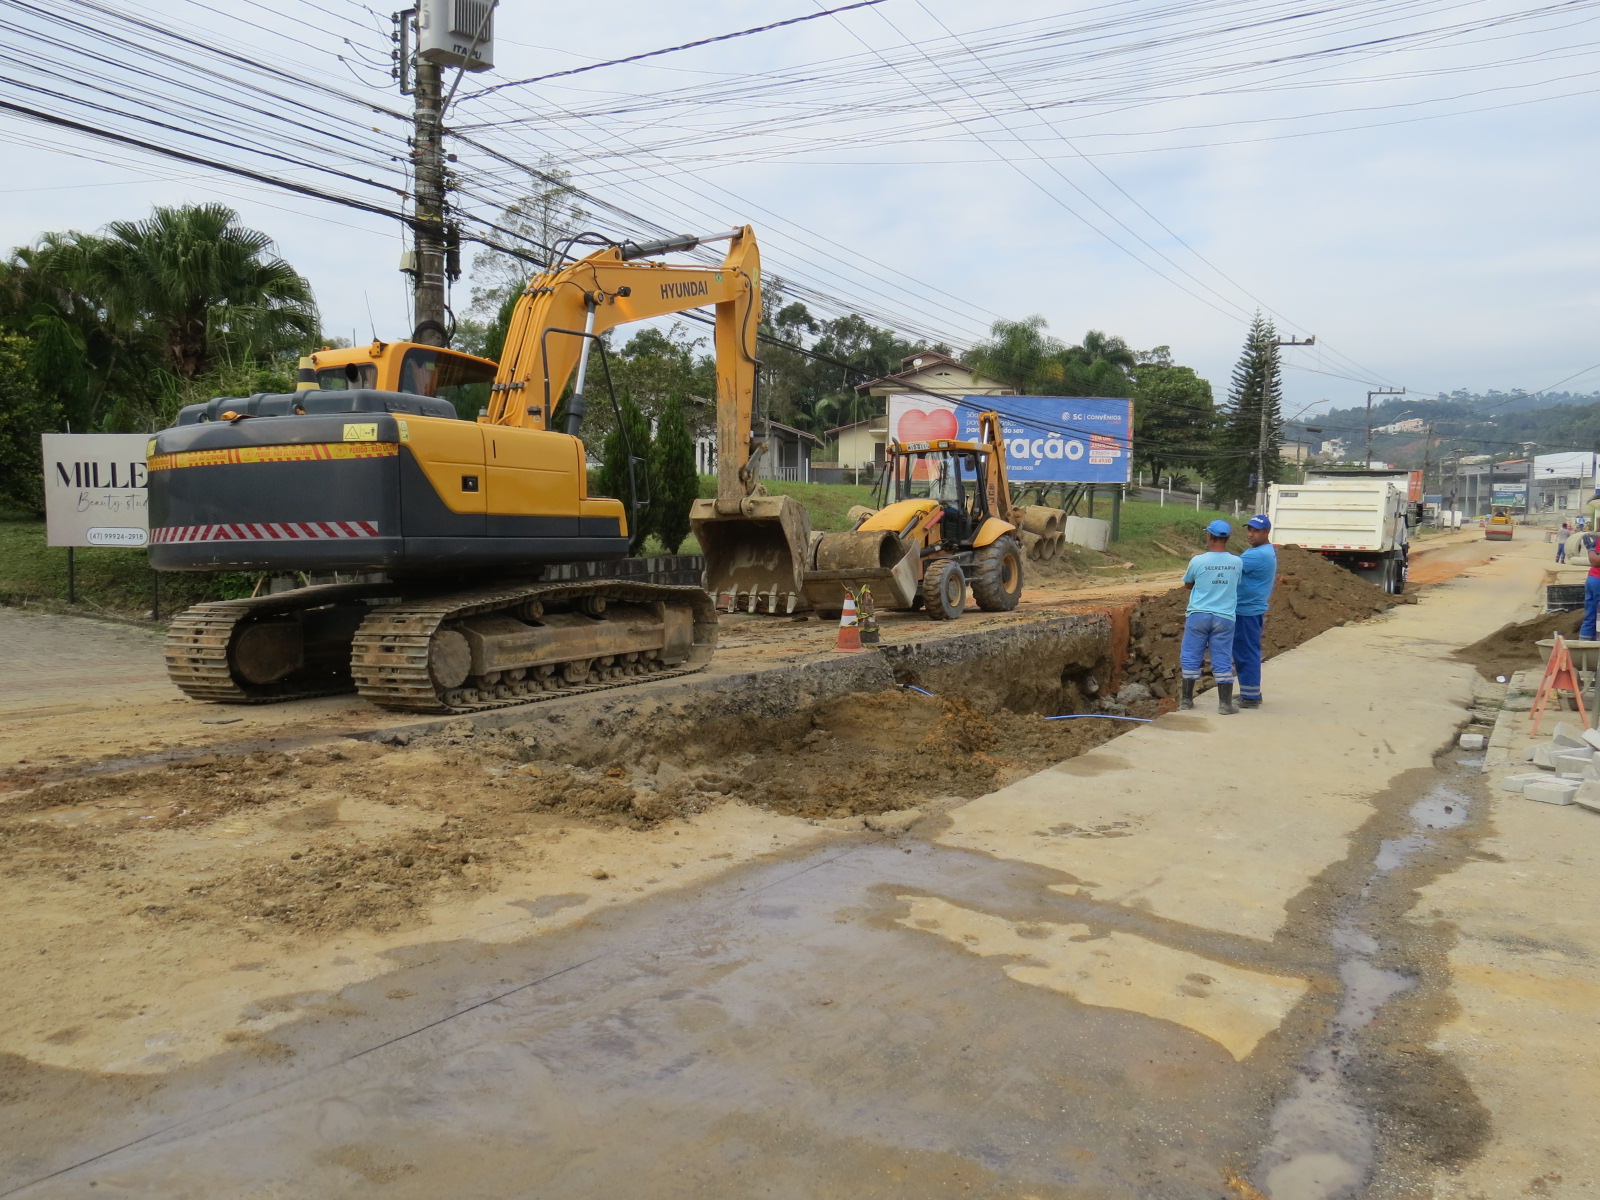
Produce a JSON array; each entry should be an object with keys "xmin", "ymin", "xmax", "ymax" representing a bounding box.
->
[{"xmin": 797, "ymin": 414, "xmax": 1025, "ymax": 620}]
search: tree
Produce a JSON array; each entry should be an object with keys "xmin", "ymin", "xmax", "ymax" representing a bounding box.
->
[
  {"xmin": 1210, "ymin": 313, "xmax": 1284, "ymax": 505},
  {"xmin": 967, "ymin": 315, "xmax": 1065, "ymax": 393},
  {"xmin": 0, "ymin": 333, "xmax": 62, "ymax": 514},
  {"xmin": 1132, "ymin": 346, "xmax": 1215, "ymax": 486},
  {"xmin": 967, "ymin": 317, "xmax": 1134, "ymax": 397},
  {"xmin": 43, "ymin": 204, "xmax": 317, "ymax": 379},
  {"xmin": 597, "ymin": 387, "xmax": 653, "ymax": 554},
  {"xmin": 467, "ymin": 169, "xmax": 587, "ymax": 321},
  {"xmin": 652, "ymin": 393, "xmax": 698, "ymax": 553}
]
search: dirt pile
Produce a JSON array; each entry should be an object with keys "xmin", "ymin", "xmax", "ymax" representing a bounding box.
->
[
  {"xmin": 1120, "ymin": 546, "xmax": 1400, "ymax": 691},
  {"xmin": 1453, "ymin": 608, "xmax": 1581, "ymax": 679}
]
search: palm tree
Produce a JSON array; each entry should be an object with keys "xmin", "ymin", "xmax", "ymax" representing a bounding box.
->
[
  {"xmin": 1069, "ymin": 329, "xmax": 1136, "ymax": 372},
  {"xmin": 46, "ymin": 204, "xmax": 317, "ymax": 378},
  {"xmin": 967, "ymin": 315, "xmax": 1065, "ymax": 393}
]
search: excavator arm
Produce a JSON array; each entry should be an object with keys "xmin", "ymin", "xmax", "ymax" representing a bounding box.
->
[
  {"xmin": 490, "ymin": 226, "xmax": 764, "ymax": 507},
  {"xmin": 489, "ymin": 225, "xmax": 811, "ymax": 612}
]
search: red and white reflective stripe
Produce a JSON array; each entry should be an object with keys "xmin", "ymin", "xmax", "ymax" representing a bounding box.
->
[{"xmin": 150, "ymin": 521, "xmax": 379, "ymax": 544}]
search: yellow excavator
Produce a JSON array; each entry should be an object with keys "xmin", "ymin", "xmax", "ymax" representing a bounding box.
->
[
  {"xmin": 149, "ymin": 225, "xmax": 811, "ymax": 712},
  {"xmin": 797, "ymin": 412, "xmax": 1024, "ymax": 618}
]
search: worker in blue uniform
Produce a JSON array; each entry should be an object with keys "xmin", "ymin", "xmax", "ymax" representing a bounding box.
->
[
  {"xmin": 1233, "ymin": 515, "xmax": 1278, "ymax": 709},
  {"xmin": 1181, "ymin": 519, "xmax": 1242, "ymax": 715}
]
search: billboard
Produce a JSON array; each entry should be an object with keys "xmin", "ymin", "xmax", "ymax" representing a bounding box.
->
[
  {"xmin": 40, "ymin": 433, "xmax": 151, "ymax": 547},
  {"xmin": 885, "ymin": 394, "xmax": 1132, "ymax": 484},
  {"xmin": 1491, "ymin": 482, "xmax": 1526, "ymax": 507}
]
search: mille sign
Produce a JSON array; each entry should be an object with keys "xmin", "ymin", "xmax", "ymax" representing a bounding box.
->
[{"xmin": 41, "ymin": 433, "xmax": 152, "ymax": 548}]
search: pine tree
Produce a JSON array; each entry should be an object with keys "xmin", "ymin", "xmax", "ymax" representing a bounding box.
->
[
  {"xmin": 1211, "ymin": 312, "xmax": 1283, "ymax": 506},
  {"xmin": 597, "ymin": 388, "xmax": 653, "ymax": 554},
  {"xmin": 652, "ymin": 392, "xmax": 698, "ymax": 554}
]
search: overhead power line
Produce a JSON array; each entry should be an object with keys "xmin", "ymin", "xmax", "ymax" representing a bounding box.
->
[{"xmin": 464, "ymin": 1, "xmax": 888, "ymax": 101}]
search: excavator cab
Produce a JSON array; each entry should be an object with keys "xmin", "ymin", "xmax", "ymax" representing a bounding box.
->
[{"xmin": 309, "ymin": 342, "xmax": 498, "ymax": 419}]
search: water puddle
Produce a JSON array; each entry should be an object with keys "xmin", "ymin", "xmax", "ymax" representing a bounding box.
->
[{"xmin": 1250, "ymin": 777, "xmax": 1472, "ymax": 1198}]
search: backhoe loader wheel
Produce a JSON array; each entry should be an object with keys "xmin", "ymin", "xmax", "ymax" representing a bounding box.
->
[
  {"xmin": 970, "ymin": 535, "xmax": 1024, "ymax": 612},
  {"xmin": 921, "ymin": 559, "xmax": 967, "ymax": 621}
]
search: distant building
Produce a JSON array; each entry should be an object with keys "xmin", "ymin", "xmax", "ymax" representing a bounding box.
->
[
  {"xmin": 1316, "ymin": 438, "xmax": 1349, "ymax": 459},
  {"xmin": 1374, "ymin": 417, "xmax": 1426, "ymax": 434},
  {"xmin": 692, "ymin": 403, "xmax": 822, "ymax": 482},
  {"xmin": 854, "ymin": 350, "xmax": 1015, "ymax": 405},
  {"xmin": 827, "ymin": 415, "xmax": 889, "ymax": 470}
]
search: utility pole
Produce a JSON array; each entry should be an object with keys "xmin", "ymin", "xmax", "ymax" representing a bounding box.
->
[
  {"xmin": 394, "ymin": 1, "xmax": 495, "ymax": 348},
  {"xmin": 1261, "ymin": 335, "xmax": 1315, "ymax": 513},
  {"xmin": 1364, "ymin": 387, "xmax": 1406, "ymax": 466},
  {"xmin": 410, "ymin": 57, "xmax": 449, "ymax": 346},
  {"xmin": 1420, "ymin": 419, "xmax": 1435, "ymax": 510}
]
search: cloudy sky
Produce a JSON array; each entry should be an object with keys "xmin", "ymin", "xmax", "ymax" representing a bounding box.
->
[{"xmin": 3, "ymin": 0, "xmax": 1598, "ymax": 416}]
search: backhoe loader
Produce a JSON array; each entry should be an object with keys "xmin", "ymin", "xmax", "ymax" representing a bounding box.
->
[
  {"xmin": 793, "ymin": 412, "xmax": 1024, "ymax": 619},
  {"xmin": 149, "ymin": 226, "xmax": 812, "ymax": 713}
]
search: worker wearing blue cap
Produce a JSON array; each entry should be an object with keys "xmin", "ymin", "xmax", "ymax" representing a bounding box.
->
[
  {"xmin": 1180, "ymin": 519, "xmax": 1242, "ymax": 714},
  {"xmin": 1232, "ymin": 515, "xmax": 1278, "ymax": 708}
]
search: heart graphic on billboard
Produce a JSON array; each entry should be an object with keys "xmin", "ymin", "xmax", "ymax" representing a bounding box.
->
[{"xmin": 897, "ymin": 408, "xmax": 958, "ymax": 443}]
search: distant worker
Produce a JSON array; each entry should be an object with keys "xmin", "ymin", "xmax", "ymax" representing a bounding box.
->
[
  {"xmin": 1557, "ymin": 522, "xmax": 1571, "ymax": 564},
  {"xmin": 1233, "ymin": 515, "xmax": 1278, "ymax": 709},
  {"xmin": 1582, "ymin": 532, "xmax": 1600, "ymax": 641},
  {"xmin": 1181, "ymin": 519, "xmax": 1242, "ymax": 715}
]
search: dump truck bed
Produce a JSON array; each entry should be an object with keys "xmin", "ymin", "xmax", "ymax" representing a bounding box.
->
[{"xmin": 1267, "ymin": 479, "xmax": 1406, "ymax": 552}]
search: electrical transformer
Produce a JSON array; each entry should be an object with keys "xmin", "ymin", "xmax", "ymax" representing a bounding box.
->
[{"xmin": 417, "ymin": 0, "xmax": 494, "ymax": 72}]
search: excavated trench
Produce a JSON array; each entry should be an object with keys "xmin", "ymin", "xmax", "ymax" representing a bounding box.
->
[{"xmin": 402, "ymin": 614, "xmax": 1152, "ymax": 828}]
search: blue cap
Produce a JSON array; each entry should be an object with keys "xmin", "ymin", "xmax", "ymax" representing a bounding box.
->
[
  {"xmin": 1247, "ymin": 514, "xmax": 1271, "ymax": 530},
  {"xmin": 1206, "ymin": 519, "xmax": 1232, "ymax": 538}
]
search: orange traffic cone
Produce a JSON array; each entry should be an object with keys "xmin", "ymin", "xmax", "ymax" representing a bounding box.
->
[{"xmin": 833, "ymin": 588, "xmax": 863, "ymax": 653}]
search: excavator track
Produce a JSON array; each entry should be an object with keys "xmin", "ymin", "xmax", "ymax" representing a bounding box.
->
[
  {"xmin": 164, "ymin": 583, "xmax": 392, "ymax": 704},
  {"xmin": 349, "ymin": 580, "xmax": 718, "ymax": 714}
]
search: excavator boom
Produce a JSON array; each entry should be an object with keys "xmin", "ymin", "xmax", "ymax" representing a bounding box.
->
[{"xmin": 490, "ymin": 227, "xmax": 812, "ymax": 613}]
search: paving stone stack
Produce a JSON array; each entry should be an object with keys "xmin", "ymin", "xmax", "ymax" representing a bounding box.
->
[{"xmin": 1502, "ymin": 722, "xmax": 1600, "ymax": 811}]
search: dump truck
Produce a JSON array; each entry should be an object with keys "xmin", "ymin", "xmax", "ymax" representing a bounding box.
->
[
  {"xmin": 150, "ymin": 225, "xmax": 810, "ymax": 713},
  {"xmin": 1267, "ymin": 477, "xmax": 1410, "ymax": 593}
]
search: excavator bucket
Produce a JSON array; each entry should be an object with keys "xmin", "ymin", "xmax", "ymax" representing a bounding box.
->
[{"xmin": 692, "ymin": 492, "xmax": 814, "ymax": 614}]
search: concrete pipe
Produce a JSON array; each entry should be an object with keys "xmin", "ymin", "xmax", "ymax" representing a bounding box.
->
[
  {"xmin": 1019, "ymin": 529, "xmax": 1043, "ymax": 561},
  {"xmin": 1019, "ymin": 505, "xmax": 1065, "ymax": 538}
]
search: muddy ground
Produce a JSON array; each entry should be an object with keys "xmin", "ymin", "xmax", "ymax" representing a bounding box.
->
[
  {"xmin": 0, "ymin": 555, "xmax": 1406, "ymax": 1078},
  {"xmin": 3, "ymin": 553, "xmax": 1398, "ymax": 937}
]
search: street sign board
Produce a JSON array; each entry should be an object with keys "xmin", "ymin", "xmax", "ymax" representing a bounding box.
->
[
  {"xmin": 40, "ymin": 433, "xmax": 151, "ymax": 548},
  {"xmin": 885, "ymin": 394, "xmax": 1132, "ymax": 483},
  {"xmin": 1491, "ymin": 483, "xmax": 1527, "ymax": 507}
]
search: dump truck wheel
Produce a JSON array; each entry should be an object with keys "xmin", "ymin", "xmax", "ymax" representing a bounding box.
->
[
  {"xmin": 921, "ymin": 558, "xmax": 967, "ymax": 620},
  {"xmin": 971, "ymin": 535, "xmax": 1024, "ymax": 611}
]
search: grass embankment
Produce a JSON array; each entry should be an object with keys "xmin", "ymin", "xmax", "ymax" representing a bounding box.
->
[
  {"xmin": 1095, "ymin": 497, "xmax": 1246, "ymax": 572},
  {"xmin": 0, "ymin": 521, "xmax": 245, "ymax": 620}
]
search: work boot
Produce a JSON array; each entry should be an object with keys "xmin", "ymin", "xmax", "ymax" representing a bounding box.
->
[
  {"xmin": 1239, "ymin": 696, "xmax": 1262, "ymax": 709},
  {"xmin": 1217, "ymin": 682, "xmax": 1238, "ymax": 715},
  {"xmin": 1180, "ymin": 679, "xmax": 1195, "ymax": 710}
]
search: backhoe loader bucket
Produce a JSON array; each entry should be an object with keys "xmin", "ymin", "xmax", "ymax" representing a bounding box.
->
[
  {"xmin": 801, "ymin": 529, "xmax": 920, "ymax": 611},
  {"xmin": 692, "ymin": 493, "xmax": 814, "ymax": 614}
]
